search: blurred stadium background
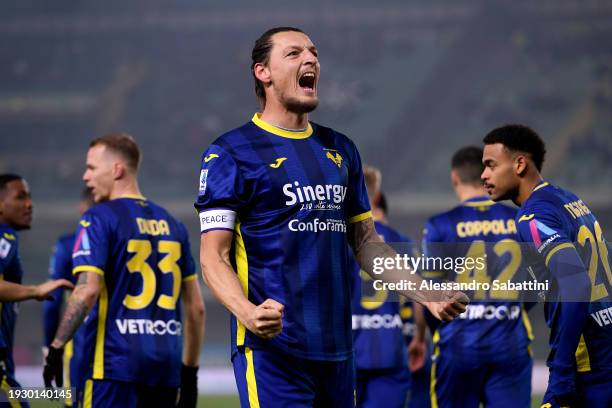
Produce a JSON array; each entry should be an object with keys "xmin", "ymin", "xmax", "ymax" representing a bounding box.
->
[{"xmin": 1, "ymin": 0, "xmax": 611, "ymax": 405}]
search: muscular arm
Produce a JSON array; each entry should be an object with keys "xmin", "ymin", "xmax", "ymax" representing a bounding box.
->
[
  {"xmin": 181, "ymin": 278, "xmax": 205, "ymax": 367},
  {"xmin": 51, "ymin": 271, "xmax": 101, "ymax": 349},
  {"xmin": 0, "ymin": 279, "xmax": 73, "ymax": 302},
  {"xmin": 348, "ymin": 218, "xmax": 468, "ymax": 320},
  {"xmin": 200, "ymin": 230, "xmax": 283, "ymax": 339}
]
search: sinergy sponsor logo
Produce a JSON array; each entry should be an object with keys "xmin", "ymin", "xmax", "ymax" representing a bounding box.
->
[{"xmin": 283, "ymin": 181, "xmax": 347, "ymax": 206}]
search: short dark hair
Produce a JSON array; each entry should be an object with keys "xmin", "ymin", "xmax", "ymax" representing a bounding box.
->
[
  {"xmin": 0, "ymin": 174, "xmax": 23, "ymax": 195},
  {"xmin": 451, "ymin": 146, "xmax": 484, "ymax": 185},
  {"xmin": 252, "ymin": 27, "xmax": 304, "ymax": 108},
  {"xmin": 483, "ymin": 124, "xmax": 546, "ymax": 171},
  {"xmin": 90, "ymin": 133, "xmax": 141, "ymax": 171}
]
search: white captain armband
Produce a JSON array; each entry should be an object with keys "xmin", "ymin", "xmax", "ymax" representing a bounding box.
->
[{"xmin": 199, "ymin": 209, "xmax": 236, "ymax": 232}]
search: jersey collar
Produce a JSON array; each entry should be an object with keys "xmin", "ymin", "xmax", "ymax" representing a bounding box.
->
[
  {"xmin": 251, "ymin": 113, "xmax": 313, "ymax": 139},
  {"xmin": 462, "ymin": 195, "xmax": 495, "ymax": 207},
  {"xmin": 119, "ymin": 194, "xmax": 147, "ymax": 200},
  {"xmin": 532, "ymin": 180, "xmax": 549, "ymax": 192}
]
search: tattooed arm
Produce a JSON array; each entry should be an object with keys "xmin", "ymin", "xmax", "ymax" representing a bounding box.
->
[
  {"xmin": 347, "ymin": 217, "xmax": 468, "ymax": 321},
  {"xmin": 50, "ymin": 271, "xmax": 102, "ymax": 349}
]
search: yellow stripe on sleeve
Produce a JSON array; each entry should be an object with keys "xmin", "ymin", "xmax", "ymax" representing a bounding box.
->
[
  {"xmin": 234, "ymin": 222, "xmax": 249, "ymax": 346},
  {"xmin": 245, "ymin": 347, "xmax": 260, "ymax": 408},
  {"xmin": 73, "ymin": 265, "xmax": 104, "ymax": 276},
  {"xmin": 348, "ymin": 211, "xmax": 372, "ymax": 224},
  {"xmin": 93, "ymin": 281, "xmax": 108, "ymax": 379},
  {"xmin": 544, "ymin": 243, "xmax": 575, "ymax": 267},
  {"xmin": 182, "ymin": 274, "xmax": 197, "ymax": 283}
]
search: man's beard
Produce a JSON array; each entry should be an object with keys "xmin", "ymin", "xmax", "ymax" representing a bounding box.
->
[{"xmin": 280, "ymin": 93, "xmax": 319, "ymax": 115}]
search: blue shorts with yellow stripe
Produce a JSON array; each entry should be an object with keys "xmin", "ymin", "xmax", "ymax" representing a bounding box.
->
[
  {"xmin": 233, "ymin": 346, "xmax": 355, "ymax": 408},
  {"xmin": 0, "ymin": 375, "xmax": 30, "ymax": 408},
  {"xmin": 77, "ymin": 378, "xmax": 178, "ymax": 408},
  {"xmin": 430, "ymin": 350, "xmax": 532, "ymax": 408}
]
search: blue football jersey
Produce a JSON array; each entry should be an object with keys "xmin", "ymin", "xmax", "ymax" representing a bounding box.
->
[
  {"xmin": 194, "ymin": 113, "xmax": 371, "ymax": 361},
  {"xmin": 0, "ymin": 224, "xmax": 23, "ymax": 378},
  {"xmin": 72, "ymin": 197, "xmax": 196, "ymax": 387},
  {"xmin": 516, "ymin": 181, "xmax": 612, "ymax": 375},
  {"xmin": 351, "ymin": 221, "xmax": 414, "ymax": 370},
  {"xmin": 422, "ymin": 196, "xmax": 533, "ymax": 360}
]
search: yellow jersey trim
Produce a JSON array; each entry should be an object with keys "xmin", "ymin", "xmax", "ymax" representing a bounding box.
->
[
  {"xmin": 575, "ymin": 334, "xmax": 591, "ymax": 372},
  {"xmin": 533, "ymin": 181, "xmax": 549, "ymax": 192},
  {"xmin": 545, "ymin": 243, "xmax": 575, "ymax": 267},
  {"xmin": 348, "ymin": 211, "xmax": 373, "ymax": 224},
  {"xmin": 93, "ymin": 281, "xmax": 108, "ymax": 379},
  {"xmin": 462, "ymin": 200, "xmax": 495, "ymax": 207},
  {"xmin": 182, "ymin": 274, "xmax": 197, "ymax": 283},
  {"xmin": 235, "ymin": 222, "xmax": 249, "ymax": 346},
  {"xmin": 120, "ymin": 194, "xmax": 147, "ymax": 200},
  {"xmin": 73, "ymin": 265, "xmax": 104, "ymax": 276},
  {"xmin": 251, "ymin": 113, "xmax": 313, "ymax": 139},
  {"xmin": 245, "ymin": 347, "xmax": 261, "ymax": 408},
  {"xmin": 84, "ymin": 379, "xmax": 93, "ymax": 408}
]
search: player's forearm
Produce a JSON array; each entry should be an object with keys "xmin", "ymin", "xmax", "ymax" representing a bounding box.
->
[
  {"xmin": 51, "ymin": 275, "xmax": 99, "ymax": 348},
  {"xmin": 349, "ymin": 218, "xmax": 430, "ymax": 304},
  {"xmin": 200, "ymin": 254, "xmax": 255, "ymax": 325},
  {"xmin": 0, "ymin": 281, "xmax": 40, "ymax": 302},
  {"xmin": 182, "ymin": 292, "xmax": 206, "ymax": 367}
]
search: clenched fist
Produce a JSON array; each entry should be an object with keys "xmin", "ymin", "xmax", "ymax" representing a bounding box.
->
[{"xmin": 243, "ymin": 299, "xmax": 284, "ymax": 339}]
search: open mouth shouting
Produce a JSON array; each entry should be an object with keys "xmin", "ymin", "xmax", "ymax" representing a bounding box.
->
[{"xmin": 298, "ymin": 71, "xmax": 317, "ymax": 96}]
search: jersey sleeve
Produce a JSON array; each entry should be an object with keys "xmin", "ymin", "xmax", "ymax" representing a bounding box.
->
[
  {"xmin": 345, "ymin": 141, "xmax": 371, "ymax": 224},
  {"xmin": 0, "ymin": 234, "xmax": 20, "ymax": 351},
  {"xmin": 71, "ymin": 211, "xmax": 110, "ymax": 276},
  {"xmin": 516, "ymin": 201, "xmax": 573, "ymax": 265},
  {"xmin": 194, "ymin": 145, "xmax": 246, "ymax": 233},
  {"xmin": 518, "ymin": 200, "xmax": 591, "ymax": 398},
  {"xmin": 0, "ymin": 235, "xmax": 16, "ymax": 276},
  {"xmin": 178, "ymin": 223, "xmax": 197, "ymax": 283}
]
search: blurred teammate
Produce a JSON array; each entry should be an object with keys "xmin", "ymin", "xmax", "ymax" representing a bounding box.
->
[
  {"xmin": 43, "ymin": 135, "xmax": 205, "ymax": 408},
  {"xmin": 482, "ymin": 125, "xmax": 612, "ymax": 408},
  {"xmin": 411, "ymin": 147, "xmax": 533, "ymax": 408},
  {"xmin": 196, "ymin": 27, "xmax": 467, "ymax": 407},
  {"xmin": 351, "ymin": 166, "xmax": 413, "ymax": 408},
  {"xmin": 0, "ymin": 174, "xmax": 73, "ymax": 407},
  {"xmin": 42, "ymin": 187, "xmax": 94, "ymax": 407}
]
